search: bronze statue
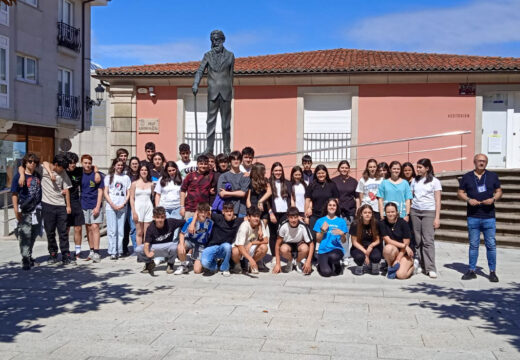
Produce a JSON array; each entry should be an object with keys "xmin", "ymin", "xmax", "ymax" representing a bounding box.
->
[{"xmin": 192, "ymin": 30, "xmax": 235, "ymax": 155}]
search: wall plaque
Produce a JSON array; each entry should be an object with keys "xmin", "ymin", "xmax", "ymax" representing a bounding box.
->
[{"xmin": 138, "ymin": 118, "xmax": 159, "ymax": 133}]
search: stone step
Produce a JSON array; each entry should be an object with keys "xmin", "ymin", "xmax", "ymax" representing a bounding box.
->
[
  {"xmin": 435, "ymin": 229, "xmax": 520, "ymax": 247},
  {"xmin": 441, "ymin": 191, "xmax": 520, "ymax": 202},
  {"xmin": 441, "ymin": 209, "xmax": 520, "ymax": 221},
  {"xmin": 440, "ymin": 199, "xmax": 520, "ymax": 210},
  {"xmin": 440, "ymin": 218, "xmax": 520, "ymax": 236},
  {"xmin": 441, "ymin": 180, "xmax": 519, "ymax": 191}
]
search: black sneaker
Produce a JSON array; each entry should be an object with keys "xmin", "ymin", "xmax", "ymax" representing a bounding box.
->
[
  {"xmin": 62, "ymin": 253, "xmax": 76, "ymax": 266},
  {"xmin": 48, "ymin": 253, "xmax": 59, "ymax": 265},
  {"xmin": 461, "ymin": 270, "xmax": 477, "ymax": 280},
  {"xmin": 120, "ymin": 251, "xmax": 130, "ymax": 258},
  {"xmin": 146, "ymin": 261, "xmax": 155, "ymax": 276},
  {"xmin": 22, "ymin": 257, "xmax": 31, "ymax": 271},
  {"xmin": 489, "ymin": 271, "xmax": 499, "ymax": 283}
]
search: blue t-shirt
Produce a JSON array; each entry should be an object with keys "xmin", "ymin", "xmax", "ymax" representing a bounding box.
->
[
  {"xmin": 81, "ymin": 171, "xmax": 105, "ymax": 210},
  {"xmin": 313, "ymin": 216, "xmax": 348, "ymax": 255},
  {"xmin": 459, "ymin": 170, "xmax": 501, "ymax": 219},
  {"xmin": 181, "ymin": 217, "xmax": 214, "ymax": 246},
  {"xmin": 376, "ymin": 179, "xmax": 413, "ymax": 218}
]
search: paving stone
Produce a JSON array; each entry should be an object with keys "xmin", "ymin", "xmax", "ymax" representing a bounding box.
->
[
  {"xmin": 377, "ymin": 344, "xmax": 497, "ymax": 359},
  {"xmin": 151, "ymin": 333, "xmax": 265, "ymax": 351},
  {"xmin": 262, "ymin": 339, "xmax": 377, "ymax": 357},
  {"xmin": 163, "ymin": 347, "xmax": 330, "ymax": 360}
]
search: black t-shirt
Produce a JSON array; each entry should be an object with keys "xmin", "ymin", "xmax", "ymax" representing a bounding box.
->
[
  {"xmin": 305, "ymin": 181, "xmax": 340, "ymax": 217},
  {"xmin": 379, "ymin": 218, "xmax": 410, "ymax": 243},
  {"xmin": 67, "ymin": 167, "xmax": 83, "ymax": 201},
  {"xmin": 145, "ymin": 218, "xmax": 186, "ymax": 245},
  {"xmin": 332, "ymin": 176, "xmax": 358, "ymax": 217},
  {"xmin": 349, "ymin": 221, "xmax": 378, "ymax": 249},
  {"xmin": 459, "ymin": 170, "xmax": 501, "ymax": 219},
  {"xmin": 207, "ymin": 212, "xmax": 244, "ymax": 246}
]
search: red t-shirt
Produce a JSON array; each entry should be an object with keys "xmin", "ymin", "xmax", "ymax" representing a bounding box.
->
[{"xmin": 180, "ymin": 171, "xmax": 215, "ymax": 211}]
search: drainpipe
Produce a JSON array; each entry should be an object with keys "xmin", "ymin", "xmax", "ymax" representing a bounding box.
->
[{"xmin": 80, "ymin": 0, "xmax": 95, "ymax": 133}]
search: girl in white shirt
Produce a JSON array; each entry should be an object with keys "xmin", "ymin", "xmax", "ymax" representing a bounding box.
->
[
  {"xmin": 155, "ymin": 161, "xmax": 183, "ymax": 220},
  {"xmin": 410, "ymin": 158, "xmax": 442, "ymax": 278},
  {"xmin": 290, "ymin": 166, "xmax": 307, "ymax": 218},
  {"xmin": 356, "ymin": 159, "xmax": 383, "ymax": 220}
]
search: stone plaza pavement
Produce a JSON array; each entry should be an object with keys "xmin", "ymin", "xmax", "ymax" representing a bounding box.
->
[{"xmin": 0, "ymin": 237, "xmax": 519, "ymax": 360}]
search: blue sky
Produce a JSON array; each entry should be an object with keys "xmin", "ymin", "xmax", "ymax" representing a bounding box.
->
[{"xmin": 92, "ymin": 0, "xmax": 520, "ymax": 68}]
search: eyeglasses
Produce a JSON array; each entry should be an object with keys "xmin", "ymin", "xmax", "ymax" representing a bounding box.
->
[{"xmin": 26, "ymin": 160, "xmax": 36, "ymax": 164}]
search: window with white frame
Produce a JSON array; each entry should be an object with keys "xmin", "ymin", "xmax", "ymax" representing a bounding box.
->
[
  {"xmin": 21, "ymin": 0, "xmax": 38, "ymax": 7},
  {"xmin": 0, "ymin": 35, "xmax": 9, "ymax": 108},
  {"xmin": 16, "ymin": 55, "xmax": 37, "ymax": 83},
  {"xmin": 59, "ymin": 0, "xmax": 73, "ymax": 25},
  {"xmin": 0, "ymin": 3, "xmax": 8, "ymax": 26},
  {"xmin": 58, "ymin": 68, "xmax": 72, "ymax": 95},
  {"xmin": 303, "ymin": 93, "xmax": 352, "ymax": 162}
]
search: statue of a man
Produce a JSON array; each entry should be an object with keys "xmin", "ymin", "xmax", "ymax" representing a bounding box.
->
[{"xmin": 192, "ymin": 30, "xmax": 235, "ymax": 155}]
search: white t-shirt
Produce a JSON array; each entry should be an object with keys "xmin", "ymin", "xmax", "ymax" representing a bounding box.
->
[
  {"xmin": 273, "ymin": 180, "xmax": 288, "ymax": 213},
  {"xmin": 233, "ymin": 221, "xmax": 270, "ymax": 247},
  {"xmin": 155, "ymin": 178, "xmax": 181, "ymax": 209},
  {"xmin": 177, "ymin": 160, "xmax": 198, "ymax": 180},
  {"xmin": 104, "ymin": 173, "xmax": 131, "ymax": 210},
  {"xmin": 411, "ymin": 177, "xmax": 442, "ymax": 211},
  {"xmin": 278, "ymin": 221, "xmax": 312, "ymax": 244},
  {"xmin": 293, "ymin": 183, "xmax": 306, "ymax": 213},
  {"xmin": 356, "ymin": 177, "xmax": 383, "ymax": 212}
]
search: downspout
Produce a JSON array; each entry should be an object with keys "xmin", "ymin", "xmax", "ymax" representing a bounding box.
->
[{"xmin": 80, "ymin": 0, "xmax": 95, "ymax": 133}]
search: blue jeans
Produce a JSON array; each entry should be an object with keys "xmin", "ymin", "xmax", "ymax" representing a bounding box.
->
[
  {"xmin": 107, "ymin": 207, "xmax": 126, "ymax": 255},
  {"xmin": 126, "ymin": 204, "xmax": 137, "ymax": 249},
  {"xmin": 165, "ymin": 207, "xmax": 182, "ymax": 219},
  {"xmin": 201, "ymin": 243, "xmax": 232, "ymax": 271},
  {"xmin": 467, "ymin": 217, "xmax": 496, "ymax": 271}
]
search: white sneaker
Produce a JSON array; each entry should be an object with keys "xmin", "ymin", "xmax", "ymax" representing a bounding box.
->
[
  {"xmin": 341, "ymin": 258, "xmax": 350, "ymax": 267},
  {"xmin": 221, "ymin": 270, "xmax": 231, "ymax": 277},
  {"xmin": 86, "ymin": 250, "xmax": 94, "ymax": 261},
  {"xmin": 154, "ymin": 258, "xmax": 161, "ymax": 266},
  {"xmin": 428, "ymin": 271, "xmax": 438, "ymax": 279},
  {"xmin": 92, "ymin": 253, "xmax": 101, "ymax": 263},
  {"xmin": 295, "ymin": 261, "xmax": 303, "ymax": 274},
  {"xmin": 173, "ymin": 264, "xmax": 188, "ymax": 275},
  {"xmin": 413, "ymin": 259, "xmax": 422, "ymax": 274}
]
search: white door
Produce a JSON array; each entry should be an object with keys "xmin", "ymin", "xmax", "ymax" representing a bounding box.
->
[
  {"xmin": 511, "ymin": 92, "xmax": 520, "ymax": 168},
  {"xmin": 482, "ymin": 92, "xmax": 508, "ymax": 168}
]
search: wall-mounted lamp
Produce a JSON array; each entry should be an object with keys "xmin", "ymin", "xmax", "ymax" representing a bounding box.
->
[
  {"xmin": 149, "ymin": 86, "xmax": 156, "ymax": 98},
  {"xmin": 86, "ymin": 84, "xmax": 105, "ymax": 110}
]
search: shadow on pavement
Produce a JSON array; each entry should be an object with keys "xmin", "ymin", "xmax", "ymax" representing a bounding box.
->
[
  {"xmin": 0, "ymin": 261, "xmax": 152, "ymax": 343},
  {"xmin": 444, "ymin": 262, "xmax": 488, "ymax": 278},
  {"xmin": 404, "ymin": 282, "xmax": 520, "ymax": 350}
]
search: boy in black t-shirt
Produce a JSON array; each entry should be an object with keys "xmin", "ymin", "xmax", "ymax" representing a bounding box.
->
[{"xmin": 136, "ymin": 207, "xmax": 185, "ymax": 276}]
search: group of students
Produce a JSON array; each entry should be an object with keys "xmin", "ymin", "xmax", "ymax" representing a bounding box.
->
[{"xmin": 12, "ymin": 141, "xmax": 446, "ymax": 280}]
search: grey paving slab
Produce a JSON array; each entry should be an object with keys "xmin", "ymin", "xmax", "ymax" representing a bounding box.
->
[{"xmin": 1, "ymin": 237, "xmax": 519, "ymax": 358}]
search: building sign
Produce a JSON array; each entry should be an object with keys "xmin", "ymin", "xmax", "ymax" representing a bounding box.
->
[{"xmin": 138, "ymin": 118, "xmax": 159, "ymax": 133}]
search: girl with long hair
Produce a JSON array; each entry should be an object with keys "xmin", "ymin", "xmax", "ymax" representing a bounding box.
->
[
  {"xmin": 155, "ymin": 161, "xmax": 183, "ymax": 219},
  {"xmin": 381, "ymin": 202, "xmax": 414, "ymax": 279},
  {"xmin": 130, "ymin": 162, "xmax": 154, "ymax": 246},
  {"xmin": 377, "ymin": 161, "xmax": 412, "ymax": 221},
  {"xmin": 127, "ymin": 156, "xmax": 140, "ymax": 182},
  {"xmin": 104, "ymin": 158, "xmax": 131, "ymax": 259},
  {"xmin": 402, "ymin": 162, "xmax": 417, "ymax": 184},
  {"xmin": 313, "ymin": 198, "xmax": 348, "ymax": 277},
  {"xmin": 356, "ymin": 159, "xmax": 384, "ymax": 220},
  {"xmin": 290, "ymin": 166, "xmax": 306, "ymax": 217},
  {"xmin": 151, "ymin": 152, "xmax": 166, "ymax": 183},
  {"xmin": 410, "ymin": 158, "xmax": 442, "ymax": 278},
  {"xmin": 350, "ymin": 204, "xmax": 382, "ymax": 276},
  {"xmin": 305, "ymin": 164, "xmax": 339, "ymax": 241},
  {"xmin": 247, "ymin": 162, "xmax": 272, "ymax": 226},
  {"xmin": 377, "ymin": 162, "xmax": 390, "ymax": 179},
  {"xmin": 268, "ymin": 162, "xmax": 292, "ymax": 254}
]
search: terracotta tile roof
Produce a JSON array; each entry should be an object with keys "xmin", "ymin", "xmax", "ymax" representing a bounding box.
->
[{"xmin": 96, "ymin": 48, "xmax": 520, "ymax": 77}]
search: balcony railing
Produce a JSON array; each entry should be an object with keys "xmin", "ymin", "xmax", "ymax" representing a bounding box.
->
[
  {"xmin": 57, "ymin": 22, "xmax": 81, "ymax": 52},
  {"xmin": 185, "ymin": 132, "xmax": 224, "ymax": 155},
  {"xmin": 57, "ymin": 93, "xmax": 81, "ymax": 119},
  {"xmin": 304, "ymin": 132, "xmax": 351, "ymax": 162}
]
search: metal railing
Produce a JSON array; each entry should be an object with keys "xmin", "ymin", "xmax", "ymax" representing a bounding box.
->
[
  {"xmin": 304, "ymin": 132, "xmax": 351, "ymax": 162},
  {"xmin": 256, "ymin": 130, "xmax": 471, "ymax": 170},
  {"xmin": 57, "ymin": 93, "xmax": 81, "ymax": 119},
  {"xmin": 185, "ymin": 132, "xmax": 224, "ymax": 154},
  {"xmin": 57, "ymin": 21, "xmax": 81, "ymax": 52}
]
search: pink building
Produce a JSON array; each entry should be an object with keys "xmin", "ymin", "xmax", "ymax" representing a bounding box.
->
[{"xmin": 96, "ymin": 49, "xmax": 520, "ymax": 176}]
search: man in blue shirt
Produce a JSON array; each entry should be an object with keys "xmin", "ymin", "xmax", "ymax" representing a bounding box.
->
[
  {"xmin": 458, "ymin": 154, "xmax": 502, "ymax": 282},
  {"xmin": 11, "ymin": 153, "xmax": 42, "ymax": 270}
]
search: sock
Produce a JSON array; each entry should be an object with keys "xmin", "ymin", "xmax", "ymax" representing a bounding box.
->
[
  {"xmin": 75, "ymin": 245, "xmax": 81, "ymax": 254},
  {"xmin": 90, "ymin": 247, "xmax": 94, "ymax": 252}
]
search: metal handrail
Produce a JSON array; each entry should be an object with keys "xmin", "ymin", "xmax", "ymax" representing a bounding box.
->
[{"xmin": 255, "ymin": 130, "xmax": 471, "ymax": 159}]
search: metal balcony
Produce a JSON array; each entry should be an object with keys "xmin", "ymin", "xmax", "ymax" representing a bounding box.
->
[
  {"xmin": 57, "ymin": 93, "xmax": 81, "ymax": 119},
  {"xmin": 57, "ymin": 22, "xmax": 81, "ymax": 52}
]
